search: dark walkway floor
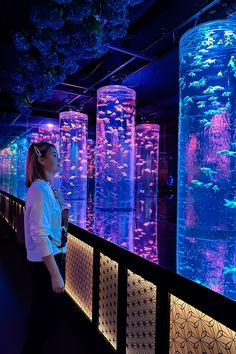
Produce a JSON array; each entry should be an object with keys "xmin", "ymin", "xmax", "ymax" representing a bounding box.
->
[{"xmin": 0, "ymin": 219, "xmax": 114, "ymax": 354}]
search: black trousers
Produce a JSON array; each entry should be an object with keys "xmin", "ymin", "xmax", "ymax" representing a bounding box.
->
[{"xmin": 20, "ymin": 253, "xmax": 66, "ymax": 354}]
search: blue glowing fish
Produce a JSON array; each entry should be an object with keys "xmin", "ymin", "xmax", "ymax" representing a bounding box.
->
[
  {"xmin": 204, "ymin": 183, "xmax": 214, "ymax": 188},
  {"xmin": 191, "ymin": 180, "xmax": 205, "ymax": 187},
  {"xmin": 183, "ymin": 96, "xmax": 193, "ymax": 105},
  {"xmin": 212, "ymin": 185, "xmax": 219, "ymax": 192},
  {"xmin": 200, "ymin": 167, "xmax": 218, "ymax": 177},
  {"xmin": 189, "ymin": 77, "xmax": 207, "ymax": 88},
  {"xmin": 224, "ymin": 199, "xmax": 236, "ymax": 208},
  {"xmin": 217, "ymin": 150, "xmax": 236, "ymax": 157},
  {"xmin": 204, "ymin": 86, "xmax": 224, "ymax": 94},
  {"xmin": 197, "ymin": 101, "xmax": 206, "ymax": 108},
  {"xmin": 223, "ymin": 266, "xmax": 236, "ymax": 275}
]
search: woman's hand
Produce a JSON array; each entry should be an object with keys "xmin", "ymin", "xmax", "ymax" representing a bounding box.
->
[
  {"xmin": 52, "ymin": 188, "xmax": 64, "ymax": 208},
  {"xmin": 51, "ymin": 272, "xmax": 65, "ymax": 293}
]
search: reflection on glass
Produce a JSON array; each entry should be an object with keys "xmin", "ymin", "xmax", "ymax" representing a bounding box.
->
[
  {"xmin": 134, "ymin": 198, "xmax": 158, "ymax": 263},
  {"xmin": 178, "ymin": 20, "xmax": 236, "ymax": 300},
  {"xmin": 95, "ymin": 209, "xmax": 134, "ymax": 251},
  {"xmin": 67, "ymin": 200, "xmax": 87, "ymax": 230},
  {"xmin": 135, "ymin": 124, "xmax": 160, "ymax": 198}
]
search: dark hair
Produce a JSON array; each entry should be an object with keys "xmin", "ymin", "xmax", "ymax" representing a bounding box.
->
[{"xmin": 25, "ymin": 141, "xmax": 56, "ymax": 187}]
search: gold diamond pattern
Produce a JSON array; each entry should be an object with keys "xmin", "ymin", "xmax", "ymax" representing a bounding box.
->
[
  {"xmin": 170, "ymin": 295, "xmax": 236, "ymax": 354},
  {"xmin": 65, "ymin": 234, "xmax": 93, "ymax": 320},
  {"xmin": 126, "ymin": 270, "xmax": 157, "ymax": 353},
  {"xmin": 98, "ymin": 253, "xmax": 118, "ymax": 349}
]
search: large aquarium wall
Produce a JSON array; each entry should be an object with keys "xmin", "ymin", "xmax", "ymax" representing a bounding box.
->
[
  {"xmin": 135, "ymin": 123, "xmax": 160, "ymax": 198},
  {"xmin": 59, "ymin": 111, "xmax": 88, "ymax": 200},
  {"xmin": 178, "ymin": 20, "xmax": 236, "ymax": 301},
  {"xmin": 95, "ymin": 85, "xmax": 136, "ymax": 210}
]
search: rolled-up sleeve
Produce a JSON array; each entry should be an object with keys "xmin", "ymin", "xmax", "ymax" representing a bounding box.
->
[{"xmin": 29, "ymin": 186, "xmax": 53, "ymax": 257}]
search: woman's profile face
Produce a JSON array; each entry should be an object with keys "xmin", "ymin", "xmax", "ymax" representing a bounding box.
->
[{"xmin": 41, "ymin": 146, "xmax": 60, "ymax": 173}]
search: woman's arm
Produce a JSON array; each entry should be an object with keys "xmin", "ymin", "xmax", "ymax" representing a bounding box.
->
[{"xmin": 43, "ymin": 254, "xmax": 64, "ymax": 293}]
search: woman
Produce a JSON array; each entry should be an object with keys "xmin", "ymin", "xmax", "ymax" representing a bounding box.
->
[{"xmin": 21, "ymin": 141, "xmax": 66, "ymax": 354}]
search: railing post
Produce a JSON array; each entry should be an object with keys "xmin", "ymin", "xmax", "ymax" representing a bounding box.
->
[
  {"xmin": 155, "ymin": 285, "xmax": 170, "ymax": 353},
  {"xmin": 117, "ymin": 265, "xmax": 128, "ymax": 353}
]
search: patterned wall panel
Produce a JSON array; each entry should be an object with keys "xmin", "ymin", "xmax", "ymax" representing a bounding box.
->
[
  {"xmin": 170, "ymin": 295, "xmax": 236, "ymax": 354},
  {"xmin": 126, "ymin": 270, "xmax": 157, "ymax": 353},
  {"xmin": 65, "ymin": 234, "xmax": 93, "ymax": 320},
  {"xmin": 98, "ymin": 253, "xmax": 118, "ymax": 349}
]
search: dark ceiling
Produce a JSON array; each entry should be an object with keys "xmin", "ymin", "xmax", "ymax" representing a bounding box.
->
[{"xmin": 0, "ymin": 0, "xmax": 236, "ymax": 148}]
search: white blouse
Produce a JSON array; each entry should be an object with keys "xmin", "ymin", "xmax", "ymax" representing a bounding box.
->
[{"xmin": 24, "ymin": 179, "xmax": 63, "ymax": 261}]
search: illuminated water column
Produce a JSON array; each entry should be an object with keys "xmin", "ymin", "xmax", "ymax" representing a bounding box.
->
[
  {"xmin": 59, "ymin": 111, "xmax": 88, "ymax": 200},
  {"xmin": 16, "ymin": 137, "xmax": 28, "ymax": 199},
  {"xmin": 134, "ymin": 198, "xmax": 158, "ymax": 263},
  {"xmin": 135, "ymin": 123, "xmax": 160, "ymax": 198},
  {"xmin": 178, "ymin": 20, "xmax": 236, "ymax": 301},
  {"xmin": 38, "ymin": 122, "xmax": 60, "ymax": 152},
  {"xmin": 0, "ymin": 148, "xmax": 10, "ymax": 192},
  {"xmin": 94, "ymin": 210, "xmax": 134, "ymax": 251},
  {"xmin": 38, "ymin": 123, "xmax": 60, "ymax": 188},
  {"xmin": 87, "ymin": 139, "xmax": 96, "ymax": 200},
  {"xmin": 95, "ymin": 85, "xmax": 135, "ymax": 210}
]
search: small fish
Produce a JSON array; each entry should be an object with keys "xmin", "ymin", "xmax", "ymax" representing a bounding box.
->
[
  {"xmin": 217, "ymin": 71, "xmax": 223, "ymax": 77},
  {"xmin": 211, "ymin": 100, "xmax": 220, "ymax": 106},
  {"xmin": 183, "ymin": 96, "xmax": 193, "ymax": 105},
  {"xmin": 224, "ymin": 199, "xmax": 236, "ymax": 208},
  {"xmin": 199, "ymin": 49, "xmax": 209, "ymax": 54},
  {"xmin": 204, "ymin": 183, "xmax": 214, "ymax": 188},
  {"xmin": 222, "ymin": 91, "xmax": 231, "ymax": 97},
  {"xmin": 204, "ymin": 58, "xmax": 216, "ymax": 64},
  {"xmin": 107, "ymin": 176, "xmax": 113, "ymax": 181},
  {"xmin": 188, "ymin": 77, "xmax": 207, "ymax": 88},
  {"xmin": 197, "ymin": 101, "xmax": 206, "ymax": 108},
  {"xmin": 200, "ymin": 167, "xmax": 218, "ymax": 176},
  {"xmin": 70, "ymin": 165, "xmax": 76, "ymax": 171},
  {"xmin": 204, "ymin": 122, "xmax": 213, "ymax": 127},
  {"xmin": 200, "ymin": 118, "xmax": 209, "ymax": 125},
  {"xmin": 223, "ymin": 266, "xmax": 236, "ymax": 275},
  {"xmin": 212, "ymin": 185, "xmax": 219, "ymax": 192},
  {"xmin": 188, "ymin": 72, "xmax": 196, "ymax": 77},
  {"xmin": 217, "ymin": 150, "xmax": 236, "ymax": 157},
  {"xmin": 231, "ymin": 142, "xmax": 236, "ymax": 147},
  {"xmin": 228, "ymin": 55, "xmax": 236, "ymax": 69},
  {"xmin": 217, "ymin": 39, "xmax": 223, "ymax": 45},
  {"xmin": 121, "ymin": 172, "xmax": 128, "ymax": 176},
  {"xmin": 191, "ymin": 180, "xmax": 204, "ymax": 187},
  {"xmin": 204, "ymin": 86, "xmax": 224, "ymax": 94},
  {"xmin": 208, "ymin": 96, "xmax": 218, "ymax": 101}
]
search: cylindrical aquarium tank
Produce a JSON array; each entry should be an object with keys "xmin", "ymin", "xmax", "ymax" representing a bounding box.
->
[
  {"xmin": 135, "ymin": 123, "xmax": 160, "ymax": 198},
  {"xmin": 95, "ymin": 85, "xmax": 136, "ymax": 210},
  {"xmin": 59, "ymin": 111, "xmax": 88, "ymax": 200},
  {"xmin": 87, "ymin": 139, "xmax": 96, "ymax": 200},
  {"xmin": 178, "ymin": 20, "xmax": 236, "ymax": 301},
  {"xmin": 9, "ymin": 143, "xmax": 18, "ymax": 196},
  {"xmin": 134, "ymin": 198, "xmax": 158, "ymax": 263},
  {"xmin": 38, "ymin": 123, "xmax": 60, "ymax": 152}
]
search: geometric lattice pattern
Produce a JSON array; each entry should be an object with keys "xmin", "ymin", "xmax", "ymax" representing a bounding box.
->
[
  {"xmin": 65, "ymin": 234, "xmax": 93, "ymax": 320},
  {"xmin": 126, "ymin": 270, "xmax": 157, "ymax": 353},
  {"xmin": 98, "ymin": 253, "xmax": 118, "ymax": 349},
  {"xmin": 170, "ymin": 295, "xmax": 236, "ymax": 354}
]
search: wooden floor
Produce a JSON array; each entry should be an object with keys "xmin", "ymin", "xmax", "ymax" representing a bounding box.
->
[{"xmin": 0, "ymin": 218, "xmax": 114, "ymax": 354}]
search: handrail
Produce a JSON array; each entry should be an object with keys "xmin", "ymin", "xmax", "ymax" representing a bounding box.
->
[{"xmin": 0, "ymin": 188, "xmax": 235, "ymax": 333}]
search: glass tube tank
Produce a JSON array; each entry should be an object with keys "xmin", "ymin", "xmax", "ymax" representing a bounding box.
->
[
  {"xmin": 87, "ymin": 139, "xmax": 96, "ymax": 200},
  {"xmin": 135, "ymin": 123, "xmax": 160, "ymax": 198},
  {"xmin": 95, "ymin": 85, "xmax": 135, "ymax": 210},
  {"xmin": 59, "ymin": 111, "xmax": 88, "ymax": 200},
  {"xmin": 38, "ymin": 123, "xmax": 60, "ymax": 152},
  {"xmin": 178, "ymin": 20, "xmax": 236, "ymax": 301}
]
